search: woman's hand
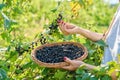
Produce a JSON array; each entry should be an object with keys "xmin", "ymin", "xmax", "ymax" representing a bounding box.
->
[
  {"xmin": 58, "ymin": 21, "xmax": 79, "ymax": 35},
  {"xmin": 61, "ymin": 57, "xmax": 85, "ymax": 71},
  {"xmin": 62, "ymin": 57, "xmax": 97, "ymax": 71}
]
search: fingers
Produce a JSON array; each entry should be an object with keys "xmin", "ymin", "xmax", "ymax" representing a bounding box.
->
[
  {"xmin": 58, "ymin": 20, "xmax": 63, "ymax": 26},
  {"xmin": 58, "ymin": 21, "xmax": 77, "ymax": 35},
  {"xmin": 58, "ymin": 21, "xmax": 69, "ymax": 35},
  {"xmin": 64, "ymin": 57, "xmax": 72, "ymax": 64},
  {"xmin": 58, "ymin": 20, "xmax": 65, "ymax": 29},
  {"xmin": 59, "ymin": 21, "xmax": 75, "ymax": 29}
]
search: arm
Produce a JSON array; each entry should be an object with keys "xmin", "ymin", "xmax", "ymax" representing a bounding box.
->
[
  {"xmin": 75, "ymin": 27, "xmax": 103, "ymax": 42},
  {"xmin": 58, "ymin": 21, "xmax": 104, "ymax": 42}
]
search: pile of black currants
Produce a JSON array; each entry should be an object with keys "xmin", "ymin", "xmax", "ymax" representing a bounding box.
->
[{"xmin": 35, "ymin": 44, "xmax": 84, "ymax": 63}]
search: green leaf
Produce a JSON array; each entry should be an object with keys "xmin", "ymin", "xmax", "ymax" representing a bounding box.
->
[
  {"xmin": 79, "ymin": 38, "xmax": 86, "ymax": 43},
  {"xmin": 41, "ymin": 68, "xmax": 49, "ymax": 75},
  {"xmin": 15, "ymin": 69, "xmax": 23, "ymax": 74},
  {"xmin": 95, "ymin": 40, "xmax": 107, "ymax": 47},
  {"xmin": 9, "ymin": 51, "xmax": 18, "ymax": 62},
  {"xmin": 90, "ymin": 77, "xmax": 98, "ymax": 80},
  {"xmin": 1, "ymin": 12, "xmax": 17, "ymax": 29},
  {"xmin": 88, "ymin": 50, "xmax": 96, "ymax": 55},
  {"xmin": 0, "ymin": 68, "xmax": 7, "ymax": 80},
  {"xmin": 0, "ymin": 60, "xmax": 10, "ymax": 71},
  {"xmin": 64, "ymin": 35, "xmax": 72, "ymax": 41},
  {"xmin": 79, "ymin": 0, "xmax": 85, "ymax": 6},
  {"xmin": 4, "ymin": 19, "xmax": 11, "ymax": 29},
  {"xmin": 13, "ymin": 7, "xmax": 22, "ymax": 14},
  {"xmin": 76, "ymin": 68, "xmax": 85, "ymax": 75},
  {"xmin": 81, "ymin": 73, "xmax": 90, "ymax": 80},
  {"xmin": 1, "ymin": 31, "xmax": 11, "ymax": 42},
  {"xmin": 76, "ymin": 75, "xmax": 82, "ymax": 80},
  {"xmin": 1, "ymin": 12, "xmax": 11, "ymax": 29},
  {"xmin": 0, "ymin": 60, "xmax": 6, "ymax": 68},
  {"xmin": 1, "ymin": 32, "xmax": 7, "ymax": 40},
  {"xmin": 22, "ymin": 61, "xmax": 32, "ymax": 69},
  {"xmin": 51, "ymin": 8, "xmax": 58, "ymax": 13},
  {"xmin": 51, "ymin": 1, "xmax": 60, "ymax": 13},
  {"xmin": 100, "ymin": 75, "xmax": 112, "ymax": 80},
  {"xmin": 7, "ymin": 46, "xmax": 11, "ymax": 51},
  {"xmin": 0, "ymin": 4, "xmax": 5, "ymax": 10},
  {"xmin": 54, "ymin": 70, "xmax": 67, "ymax": 80},
  {"xmin": 57, "ymin": 1, "xmax": 61, "ymax": 6}
]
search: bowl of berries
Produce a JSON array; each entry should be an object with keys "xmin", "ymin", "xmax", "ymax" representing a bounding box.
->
[{"xmin": 31, "ymin": 42, "xmax": 88, "ymax": 68}]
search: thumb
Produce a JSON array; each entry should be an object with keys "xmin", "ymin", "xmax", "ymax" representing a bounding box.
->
[{"xmin": 64, "ymin": 57, "xmax": 72, "ymax": 64}]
